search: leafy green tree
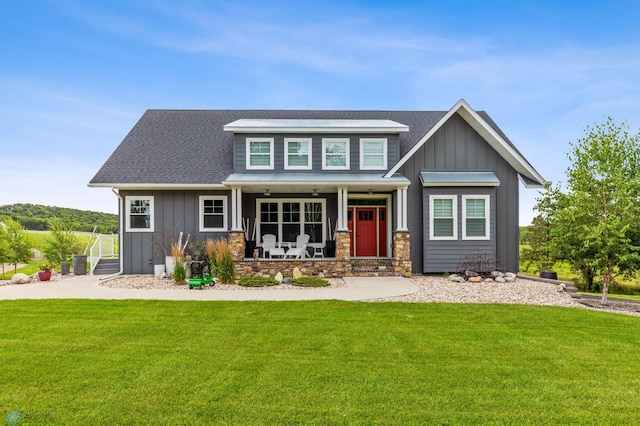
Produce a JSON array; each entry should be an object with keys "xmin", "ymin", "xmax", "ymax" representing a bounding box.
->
[
  {"xmin": 535, "ymin": 184, "xmax": 599, "ymax": 290},
  {"xmin": 521, "ymin": 213, "xmax": 555, "ymax": 273},
  {"xmin": 546, "ymin": 118, "xmax": 640, "ymax": 304},
  {"xmin": 43, "ymin": 218, "xmax": 81, "ymax": 265},
  {"xmin": 2, "ymin": 218, "xmax": 33, "ymax": 272},
  {"xmin": 0, "ymin": 224, "xmax": 10, "ymax": 278}
]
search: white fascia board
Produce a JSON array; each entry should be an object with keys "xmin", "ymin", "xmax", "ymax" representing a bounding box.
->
[
  {"xmin": 455, "ymin": 104, "xmax": 546, "ymax": 187},
  {"xmin": 223, "ymin": 119, "xmax": 409, "ymax": 134},
  {"xmin": 385, "ymin": 99, "xmax": 546, "ymax": 187},
  {"xmin": 88, "ymin": 183, "xmax": 228, "ymax": 190}
]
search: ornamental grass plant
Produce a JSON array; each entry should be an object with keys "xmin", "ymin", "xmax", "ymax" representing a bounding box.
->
[{"xmin": 206, "ymin": 238, "xmax": 236, "ymax": 283}]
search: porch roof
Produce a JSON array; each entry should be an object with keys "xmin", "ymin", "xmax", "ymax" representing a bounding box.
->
[
  {"xmin": 420, "ymin": 171, "xmax": 500, "ymax": 186},
  {"xmin": 222, "ymin": 173, "xmax": 410, "ymax": 193}
]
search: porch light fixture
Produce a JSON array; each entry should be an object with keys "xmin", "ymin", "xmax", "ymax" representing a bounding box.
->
[
  {"xmin": 312, "ymin": 188, "xmax": 319, "ymax": 197},
  {"xmin": 264, "ymin": 188, "xmax": 271, "ymax": 197},
  {"xmin": 367, "ymin": 188, "xmax": 373, "ymax": 196}
]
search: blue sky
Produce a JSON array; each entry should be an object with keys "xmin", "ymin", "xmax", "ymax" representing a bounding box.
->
[{"xmin": 1, "ymin": 0, "xmax": 639, "ymax": 225}]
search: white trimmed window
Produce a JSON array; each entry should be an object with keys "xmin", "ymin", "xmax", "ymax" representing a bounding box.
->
[
  {"xmin": 462, "ymin": 195, "xmax": 490, "ymax": 240},
  {"xmin": 360, "ymin": 138, "xmax": 387, "ymax": 170},
  {"xmin": 125, "ymin": 196, "xmax": 154, "ymax": 232},
  {"xmin": 257, "ymin": 199, "xmax": 326, "ymax": 244},
  {"xmin": 322, "ymin": 138, "xmax": 350, "ymax": 170},
  {"xmin": 199, "ymin": 196, "xmax": 227, "ymax": 232},
  {"xmin": 285, "ymin": 138, "xmax": 312, "ymax": 170},
  {"xmin": 429, "ymin": 195, "xmax": 457, "ymax": 240},
  {"xmin": 246, "ymin": 138, "xmax": 274, "ymax": 170}
]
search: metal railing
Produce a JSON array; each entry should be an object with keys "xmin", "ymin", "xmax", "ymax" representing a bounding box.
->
[{"xmin": 89, "ymin": 234, "xmax": 119, "ymax": 274}]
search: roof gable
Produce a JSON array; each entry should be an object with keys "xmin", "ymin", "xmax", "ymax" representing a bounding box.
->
[{"xmin": 385, "ymin": 99, "xmax": 545, "ymax": 188}]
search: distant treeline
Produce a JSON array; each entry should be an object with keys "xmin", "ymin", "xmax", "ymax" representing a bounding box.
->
[{"xmin": 0, "ymin": 203, "xmax": 118, "ymax": 233}]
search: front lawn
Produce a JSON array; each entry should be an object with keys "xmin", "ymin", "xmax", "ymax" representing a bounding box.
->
[{"xmin": 0, "ymin": 300, "xmax": 639, "ymax": 424}]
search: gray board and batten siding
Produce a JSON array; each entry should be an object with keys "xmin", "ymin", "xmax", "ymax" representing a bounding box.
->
[
  {"xmin": 120, "ymin": 190, "xmax": 230, "ymax": 275},
  {"xmin": 397, "ymin": 113, "xmax": 520, "ymax": 273}
]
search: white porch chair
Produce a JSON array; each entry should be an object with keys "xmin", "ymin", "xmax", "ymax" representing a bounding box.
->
[
  {"xmin": 285, "ymin": 234, "xmax": 310, "ymax": 259},
  {"xmin": 262, "ymin": 234, "xmax": 285, "ymax": 258}
]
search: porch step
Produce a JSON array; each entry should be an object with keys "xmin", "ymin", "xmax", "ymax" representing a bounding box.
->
[
  {"xmin": 93, "ymin": 258, "xmax": 120, "ymax": 275},
  {"xmin": 350, "ymin": 258, "xmax": 397, "ymax": 276}
]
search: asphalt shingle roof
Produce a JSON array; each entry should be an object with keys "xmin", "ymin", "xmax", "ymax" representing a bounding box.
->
[{"xmin": 89, "ymin": 109, "xmax": 527, "ymax": 186}]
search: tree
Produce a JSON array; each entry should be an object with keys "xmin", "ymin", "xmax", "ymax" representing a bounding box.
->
[
  {"xmin": 534, "ymin": 184, "xmax": 599, "ymax": 290},
  {"xmin": 549, "ymin": 118, "xmax": 640, "ymax": 305},
  {"xmin": 43, "ymin": 218, "xmax": 81, "ymax": 266},
  {"xmin": 0, "ymin": 224, "xmax": 10, "ymax": 278},
  {"xmin": 2, "ymin": 218, "xmax": 32, "ymax": 272}
]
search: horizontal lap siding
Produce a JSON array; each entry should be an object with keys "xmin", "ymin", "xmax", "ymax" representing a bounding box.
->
[{"xmin": 235, "ymin": 134, "xmax": 399, "ymax": 173}]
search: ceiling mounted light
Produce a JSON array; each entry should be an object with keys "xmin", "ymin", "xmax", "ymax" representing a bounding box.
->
[
  {"xmin": 264, "ymin": 188, "xmax": 271, "ymax": 197},
  {"xmin": 367, "ymin": 188, "xmax": 373, "ymax": 196},
  {"xmin": 312, "ymin": 188, "xmax": 319, "ymax": 197}
]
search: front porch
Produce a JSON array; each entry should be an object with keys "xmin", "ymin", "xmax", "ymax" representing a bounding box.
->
[{"xmin": 230, "ymin": 230, "xmax": 412, "ymax": 277}]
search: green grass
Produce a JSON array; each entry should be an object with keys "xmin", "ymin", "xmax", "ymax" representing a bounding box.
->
[{"xmin": 0, "ymin": 300, "xmax": 639, "ymax": 425}]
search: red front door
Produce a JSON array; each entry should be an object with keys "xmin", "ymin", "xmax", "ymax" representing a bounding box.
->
[{"xmin": 350, "ymin": 207, "xmax": 378, "ymax": 256}]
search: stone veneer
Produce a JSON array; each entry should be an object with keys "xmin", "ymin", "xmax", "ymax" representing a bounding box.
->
[
  {"xmin": 393, "ymin": 231, "xmax": 412, "ymax": 277},
  {"xmin": 233, "ymin": 229, "xmax": 413, "ymax": 278},
  {"xmin": 228, "ymin": 231, "xmax": 245, "ymax": 261}
]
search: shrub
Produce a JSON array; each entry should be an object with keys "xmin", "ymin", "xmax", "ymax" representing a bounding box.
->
[
  {"xmin": 292, "ymin": 277, "xmax": 330, "ymax": 287},
  {"xmin": 43, "ymin": 218, "xmax": 81, "ymax": 265},
  {"xmin": 238, "ymin": 276, "xmax": 279, "ymax": 287},
  {"xmin": 173, "ymin": 261, "xmax": 186, "ymax": 284}
]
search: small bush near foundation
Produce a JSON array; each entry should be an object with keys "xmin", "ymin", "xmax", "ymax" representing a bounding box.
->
[
  {"xmin": 292, "ymin": 277, "xmax": 330, "ymax": 287},
  {"xmin": 238, "ymin": 276, "xmax": 279, "ymax": 287},
  {"xmin": 173, "ymin": 261, "xmax": 186, "ymax": 284}
]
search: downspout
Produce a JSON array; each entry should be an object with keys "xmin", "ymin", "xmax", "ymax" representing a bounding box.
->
[{"xmin": 99, "ymin": 188, "xmax": 124, "ymax": 281}]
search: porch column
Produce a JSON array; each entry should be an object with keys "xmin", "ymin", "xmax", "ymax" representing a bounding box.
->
[
  {"xmin": 231, "ymin": 187, "xmax": 243, "ymax": 232},
  {"xmin": 396, "ymin": 186, "xmax": 409, "ymax": 231},
  {"xmin": 337, "ymin": 186, "xmax": 349, "ymax": 231}
]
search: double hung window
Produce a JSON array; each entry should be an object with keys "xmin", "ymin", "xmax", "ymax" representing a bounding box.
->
[
  {"xmin": 429, "ymin": 195, "xmax": 457, "ymax": 240},
  {"xmin": 199, "ymin": 196, "xmax": 227, "ymax": 232},
  {"xmin": 126, "ymin": 196, "xmax": 154, "ymax": 232},
  {"xmin": 360, "ymin": 138, "xmax": 387, "ymax": 170},
  {"xmin": 462, "ymin": 196, "xmax": 490, "ymax": 240},
  {"xmin": 322, "ymin": 138, "xmax": 350, "ymax": 170},
  {"xmin": 247, "ymin": 138, "xmax": 274, "ymax": 170},
  {"xmin": 285, "ymin": 138, "xmax": 312, "ymax": 169}
]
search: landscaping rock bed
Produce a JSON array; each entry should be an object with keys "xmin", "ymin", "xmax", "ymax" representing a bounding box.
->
[{"xmin": 99, "ymin": 275, "xmax": 346, "ymax": 291}]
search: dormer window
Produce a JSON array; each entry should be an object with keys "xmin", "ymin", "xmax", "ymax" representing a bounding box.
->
[
  {"xmin": 360, "ymin": 138, "xmax": 387, "ymax": 170},
  {"xmin": 322, "ymin": 138, "xmax": 350, "ymax": 170},
  {"xmin": 285, "ymin": 138, "xmax": 312, "ymax": 170},
  {"xmin": 247, "ymin": 138, "xmax": 274, "ymax": 170}
]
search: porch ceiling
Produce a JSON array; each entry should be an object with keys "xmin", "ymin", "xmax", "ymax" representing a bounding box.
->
[{"xmin": 222, "ymin": 173, "xmax": 410, "ymax": 193}]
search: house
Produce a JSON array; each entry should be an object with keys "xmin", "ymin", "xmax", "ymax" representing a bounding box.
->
[{"xmin": 89, "ymin": 99, "xmax": 545, "ymax": 277}]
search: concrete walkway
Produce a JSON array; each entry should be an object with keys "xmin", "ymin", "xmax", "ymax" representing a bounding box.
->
[{"xmin": 0, "ymin": 275, "xmax": 420, "ymax": 301}]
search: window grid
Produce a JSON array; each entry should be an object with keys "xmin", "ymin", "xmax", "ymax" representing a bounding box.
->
[
  {"xmin": 285, "ymin": 139, "xmax": 312, "ymax": 170},
  {"xmin": 126, "ymin": 196, "xmax": 154, "ymax": 232},
  {"xmin": 247, "ymin": 138, "xmax": 274, "ymax": 170},
  {"xmin": 322, "ymin": 138, "xmax": 350, "ymax": 170}
]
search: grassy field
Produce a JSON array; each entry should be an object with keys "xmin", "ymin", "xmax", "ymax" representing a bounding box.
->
[{"xmin": 0, "ymin": 300, "xmax": 639, "ymax": 424}]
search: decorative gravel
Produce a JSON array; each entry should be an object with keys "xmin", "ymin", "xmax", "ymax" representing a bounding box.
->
[
  {"xmin": 3, "ymin": 273, "xmax": 639, "ymax": 316},
  {"xmin": 99, "ymin": 275, "xmax": 347, "ymax": 291}
]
